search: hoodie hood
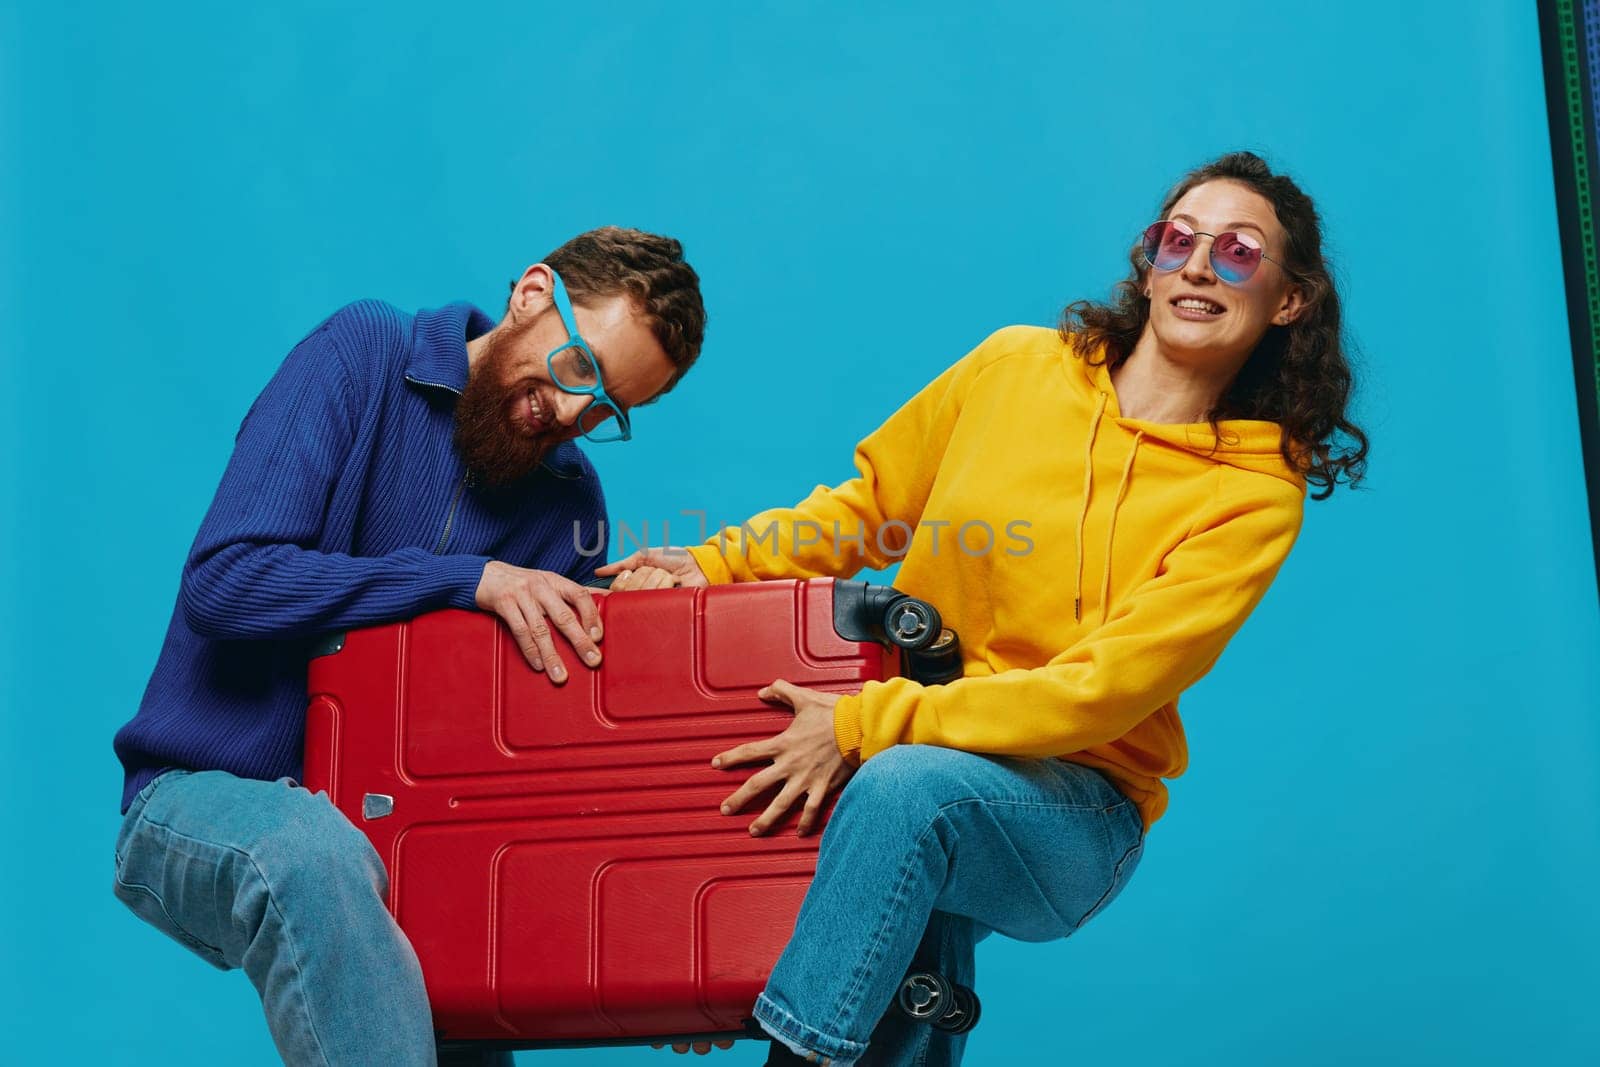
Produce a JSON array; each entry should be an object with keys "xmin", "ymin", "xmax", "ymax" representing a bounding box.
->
[
  {"xmin": 1068, "ymin": 342, "xmax": 1304, "ymax": 624},
  {"xmin": 1081, "ymin": 355, "xmax": 1306, "ymax": 490}
]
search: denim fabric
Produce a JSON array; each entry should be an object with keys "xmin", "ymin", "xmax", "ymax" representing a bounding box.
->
[
  {"xmin": 755, "ymin": 746, "xmax": 1145, "ymax": 1067},
  {"xmin": 112, "ymin": 769, "xmax": 438, "ymax": 1066}
]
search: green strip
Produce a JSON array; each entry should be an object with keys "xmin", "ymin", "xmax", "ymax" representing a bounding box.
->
[{"xmin": 1558, "ymin": 0, "xmax": 1600, "ymax": 407}]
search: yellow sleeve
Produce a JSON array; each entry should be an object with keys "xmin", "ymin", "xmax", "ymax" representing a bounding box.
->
[
  {"xmin": 830, "ymin": 475, "xmax": 1305, "ymax": 763},
  {"xmin": 685, "ymin": 328, "xmax": 1022, "ymax": 585}
]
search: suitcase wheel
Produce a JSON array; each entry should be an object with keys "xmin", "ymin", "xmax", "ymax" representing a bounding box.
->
[
  {"xmin": 896, "ymin": 970, "xmax": 953, "ymax": 1020},
  {"xmin": 883, "ymin": 598, "xmax": 941, "ymax": 651},
  {"xmin": 930, "ymin": 984, "xmax": 981, "ymax": 1035},
  {"xmin": 895, "ymin": 970, "xmax": 982, "ymax": 1034}
]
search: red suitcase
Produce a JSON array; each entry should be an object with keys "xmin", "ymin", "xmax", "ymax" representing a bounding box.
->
[{"xmin": 302, "ymin": 577, "xmax": 955, "ymax": 1051}]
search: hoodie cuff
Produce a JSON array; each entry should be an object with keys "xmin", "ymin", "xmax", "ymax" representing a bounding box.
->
[
  {"xmin": 833, "ymin": 692, "xmax": 865, "ymax": 767},
  {"xmin": 686, "ymin": 543, "xmax": 736, "ymax": 585}
]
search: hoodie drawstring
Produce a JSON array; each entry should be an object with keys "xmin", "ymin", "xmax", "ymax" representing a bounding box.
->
[
  {"xmin": 1074, "ymin": 390, "xmax": 1143, "ymax": 625},
  {"xmin": 1074, "ymin": 393, "xmax": 1106, "ymax": 622},
  {"xmin": 1100, "ymin": 429, "xmax": 1143, "ymax": 626}
]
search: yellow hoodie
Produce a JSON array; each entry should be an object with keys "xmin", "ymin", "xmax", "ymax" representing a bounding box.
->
[{"xmin": 685, "ymin": 325, "xmax": 1306, "ymax": 832}]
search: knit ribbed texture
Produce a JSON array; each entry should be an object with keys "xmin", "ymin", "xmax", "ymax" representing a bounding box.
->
[{"xmin": 114, "ymin": 301, "xmax": 608, "ymax": 811}]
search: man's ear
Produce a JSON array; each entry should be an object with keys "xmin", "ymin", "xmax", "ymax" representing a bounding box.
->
[{"xmin": 508, "ymin": 263, "xmax": 556, "ymax": 323}]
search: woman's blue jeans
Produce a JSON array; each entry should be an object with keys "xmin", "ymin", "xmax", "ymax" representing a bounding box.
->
[{"xmin": 753, "ymin": 745, "xmax": 1146, "ymax": 1067}]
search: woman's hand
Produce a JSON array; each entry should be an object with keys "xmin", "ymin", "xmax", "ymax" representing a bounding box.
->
[
  {"xmin": 605, "ymin": 565, "xmax": 680, "ymax": 592},
  {"xmin": 473, "ymin": 562, "xmax": 602, "ymax": 681},
  {"xmin": 595, "ymin": 546, "xmax": 710, "ymax": 589},
  {"xmin": 713, "ymin": 680, "xmax": 854, "ymax": 837}
]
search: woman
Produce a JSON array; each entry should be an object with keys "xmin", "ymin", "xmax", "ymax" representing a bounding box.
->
[{"xmin": 605, "ymin": 150, "xmax": 1368, "ymax": 1066}]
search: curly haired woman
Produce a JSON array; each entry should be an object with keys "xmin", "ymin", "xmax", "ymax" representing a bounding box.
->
[{"xmin": 608, "ymin": 150, "xmax": 1369, "ymax": 1067}]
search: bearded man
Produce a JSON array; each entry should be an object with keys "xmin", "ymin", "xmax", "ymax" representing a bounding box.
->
[{"xmin": 111, "ymin": 227, "xmax": 706, "ymax": 1066}]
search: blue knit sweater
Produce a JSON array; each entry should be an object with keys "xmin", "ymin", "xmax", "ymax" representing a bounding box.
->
[{"xmin": 114, "ymin": 301, "xmax": 608, "ymax": 812}]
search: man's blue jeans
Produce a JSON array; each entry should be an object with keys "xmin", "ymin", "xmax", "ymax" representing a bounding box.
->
[
  {"xmin": 753, "ymin": 745, "xmax": 1146, "ymax": 1067},
  {"xmin": 112, "ymin": 769, "xmax": 439, "ymax": 1065}
]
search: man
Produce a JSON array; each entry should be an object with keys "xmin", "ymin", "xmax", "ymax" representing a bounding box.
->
[{"xmin": 111, "ymin": 226, "xmax": 705, "ymax": 1066}]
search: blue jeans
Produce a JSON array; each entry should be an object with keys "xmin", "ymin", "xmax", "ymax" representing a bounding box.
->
[
  {"xmin": 112, "ymin": 769, "xmax": 440, "ymax": 1066},
  {"xmin": 753, "ymin": 746, "xmax": 1146, "ymax": 1067}
]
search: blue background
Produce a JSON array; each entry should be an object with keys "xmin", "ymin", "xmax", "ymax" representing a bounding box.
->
[{"xmin": 5, "ymin": 2, "xmax": 1599, "ymax": 1063}]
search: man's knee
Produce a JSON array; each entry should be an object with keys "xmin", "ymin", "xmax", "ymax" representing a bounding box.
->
[
  {"xmin": 112, "ymin": 773, "xmax": 377, "ymax": 962},
  {"xmin": 244, "ymin": 785, "xmax": 387, "ymax": 903},
  {"xmin": 212, "ymin": 786, "xmax": 388, "ymax": 966}
]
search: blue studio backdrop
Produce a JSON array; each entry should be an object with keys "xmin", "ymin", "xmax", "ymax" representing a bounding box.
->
[{"xmin": 4, "ymin": 2, "xmax": 1598, "ymax": 1064}]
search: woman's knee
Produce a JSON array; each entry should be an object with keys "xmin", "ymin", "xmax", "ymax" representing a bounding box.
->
[
  {"xmin": 846, "ymin": 745, "xmax": 986, "ymax": 798},
  {"xmin": 836, "ymin": 745, "xmax": 988, "ymax": 832}
]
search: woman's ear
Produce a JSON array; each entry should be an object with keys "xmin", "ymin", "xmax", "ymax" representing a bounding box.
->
[{"xmin": 1274, "ymin": 283, "xmax": 1308, "ymax": 326}]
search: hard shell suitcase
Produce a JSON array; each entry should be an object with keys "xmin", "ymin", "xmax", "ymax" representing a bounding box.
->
[{"xmin": 302, "ymin": 577, "xmax": 955, "ymax": 1049}]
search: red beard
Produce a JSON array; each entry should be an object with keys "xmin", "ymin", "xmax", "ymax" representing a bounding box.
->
[{"xmin": 453, "ymin": 321, "xmax": 558, "ymax": 489}]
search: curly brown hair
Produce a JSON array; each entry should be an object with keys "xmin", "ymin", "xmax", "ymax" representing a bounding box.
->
[
  {"xmin": 1059, "ymin": 151, "xmax": 1368, "ymax": 500},
  {"xmin": 513, "ymin": 226, "xmax": 707, "ymax": 396}
]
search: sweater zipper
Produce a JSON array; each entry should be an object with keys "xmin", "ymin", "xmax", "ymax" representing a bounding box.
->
[{"xmin": 434, "ymin": 470, "xmax": 475, "ymax": 553}]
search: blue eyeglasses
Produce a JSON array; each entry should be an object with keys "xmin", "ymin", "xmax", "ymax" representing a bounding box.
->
[{"xmin": 547, "ymin": 271, "xmax": 632, "ymax": 443}]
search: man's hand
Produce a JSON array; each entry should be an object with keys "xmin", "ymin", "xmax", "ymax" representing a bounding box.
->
[
  {"xmin": 649, "ymin": 1040, "xmax": 736, "ymax": 1055},
  {"xmin": 594, "ymin": 546, "xmax": 710, "ymax": 589},
  {"xmin": 713, "ymin": 680, "xmax": 854, "ymax": 837},
  {"xmin": 474, "ymin": 562, "xmax": 603, "ymax": 682}
]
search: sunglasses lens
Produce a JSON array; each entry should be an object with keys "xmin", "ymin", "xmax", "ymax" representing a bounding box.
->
[
  {"xmin": 1142, "ymin": 221, "xmax": 1196, "ymax": 272},
  {"xmin": 1211, "ymin": 232, "xmax": 1263, "ymax": 284}
]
